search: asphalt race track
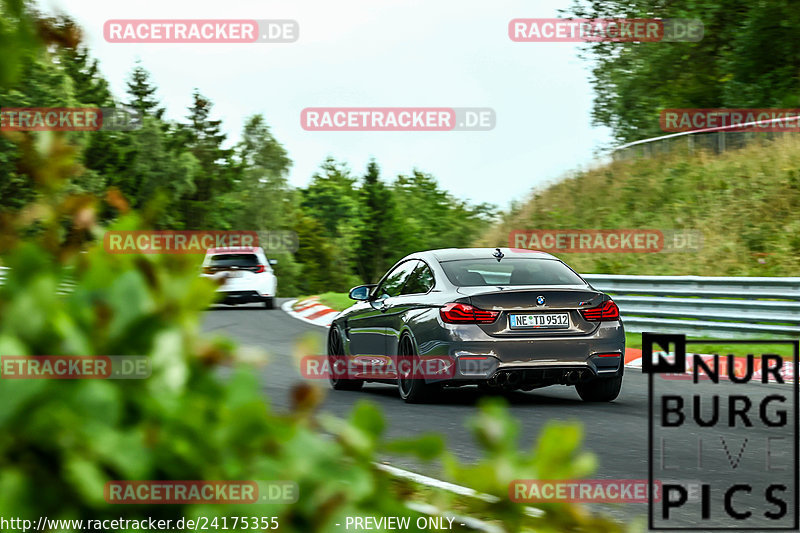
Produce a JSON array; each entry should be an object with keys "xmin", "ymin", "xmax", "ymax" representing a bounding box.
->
[{"xmin": 202, "ymin": 300, "xmax": 798, "ymax": 530}]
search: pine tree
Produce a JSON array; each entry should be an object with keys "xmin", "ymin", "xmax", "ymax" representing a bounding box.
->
[
  {"xmin": 61, "ymin": 45, "xmax": 112, "ymax": 106},
  {"xmin": 125, "ymin": 61, "xmax": 164, "ymax": 118},
  {"xmin": 179, "ymin": 90, "xmax": 235, "ymax": 228},
  {"xmin": 356, "ymin": 160, "xmax": 397, "ymax": 282}
]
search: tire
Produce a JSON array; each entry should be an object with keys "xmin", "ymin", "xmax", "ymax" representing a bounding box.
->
[
  {"xmin": 397, "ymin": 334, "xmax": 439, "ymax": 403},
  {"xmin": 576, "ymin": 376, "xmax": 622, "ymax": 402},
  {"xmin": 328, "ymin": 328, "xmax": 363, "ymax": 391},
  {"xmin": 263, "ymin": 297, "xmax": 274, "ymax": 309}
]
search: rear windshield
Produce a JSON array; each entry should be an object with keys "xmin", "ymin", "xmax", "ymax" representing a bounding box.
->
[
  {"xmin": 209, "ymin": 254, "xmax": 259, "ymax": 267},
  {"xmin": 440, "ymin": 258, "xmax": 586, "ymax": 286}
]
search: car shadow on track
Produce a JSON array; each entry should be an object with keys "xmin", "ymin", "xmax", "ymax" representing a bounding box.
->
[{"xmin": 355, "ymin": 383, "xmax": 588, "ymax": 406}]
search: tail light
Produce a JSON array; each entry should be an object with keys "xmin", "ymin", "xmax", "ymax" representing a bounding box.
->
[
  {"xmin": 202, "ymin": 266, "xmax": 213, "ymax": 274},
  {"xmin": 580, "ymin": 300, "xmax": 620, "ymax": 321},
  {"xmin": 253, "ymin": 265, "xmax": 266, "ymax": 273},
  {"xmin": 440, "ymin": 303, "xmax": 499, "ymax": 324}
]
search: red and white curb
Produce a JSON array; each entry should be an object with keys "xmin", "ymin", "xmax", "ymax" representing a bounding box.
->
[
  {"xmin": 624, "ymin": 348, "xmax": 643, "ymax": 369},
  {"xmin": 282, "ymin": 297, "xmax": 339, "ymax": 327}
]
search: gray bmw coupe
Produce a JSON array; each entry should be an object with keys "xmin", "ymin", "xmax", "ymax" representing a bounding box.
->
[{"xmin": 327, "ymin": 248, "xmax": 625, "ymax": 403}]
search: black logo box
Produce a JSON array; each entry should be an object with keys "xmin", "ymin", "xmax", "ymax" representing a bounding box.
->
[{"xmin": 644, "ymin": 333, "xmax": 799, "ymax": 531}]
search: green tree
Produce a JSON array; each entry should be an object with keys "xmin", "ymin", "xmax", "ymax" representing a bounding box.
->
[
  {"xmin": 61, "ymin": 45, "xmax": 112, "ymax": 107},
  {"xmin": 125, "ymin": 61, "xmax": 164, "ymax": 119},
  {"xmin": 178, "ymin": 90, "xmax": 236, "ymax": 228},
  {"xmin": 292, "ymin": 213, "xmax": 339, "ymax": 293},
  {"xmin": 355, "ymin": 160, "xmax": 398, "ymax": 283},
  {"xmin": 301, "ymin": 158, "xmax": 361, "ymax": 238},
  {"xmin": 391, "ymin": 170, "xmax": 496, "ymax": 258},
  {"xmin": 566, "ymin": 0, "xmax": 800, "ymax": 143},
  {"xmin": 301, "ymin": 158, "xmax": 364, "ymax": 284},
  {"xmin": 58, "ymin": 44, "xmax": 133, "ymax": 209},
  {"xmin": 232, "ymin": 114, "xmax": 293, "ymax": 231},
  {"xmin": 111, "ymin": 118, "xmax": 198, "ymax": 227},
  {"xmin": 0, "ymin": 0, "xmax": 40, "ymax": 88},
  {"xmin": 0, "ymin": 35, "xmax": 85, "ymax": 212}
]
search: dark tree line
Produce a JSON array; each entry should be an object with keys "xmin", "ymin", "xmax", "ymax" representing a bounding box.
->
[{"xmin": 566, "ymin": 0, "xmax": 800, "ymax": 143}]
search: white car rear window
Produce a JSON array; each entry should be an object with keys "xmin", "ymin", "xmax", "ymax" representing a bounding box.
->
[{"xmin": 209, "ymin": 254, "xmax": 259, "ymax": 268}]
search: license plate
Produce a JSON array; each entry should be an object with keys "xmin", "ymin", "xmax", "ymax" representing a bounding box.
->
[
  {"xmin": 509, "ymin": 313, "xmax": 569, "ymax": 329},
  {"xmin": 226, "ymin": 271, "xmax": 244, "ymax": 278}
]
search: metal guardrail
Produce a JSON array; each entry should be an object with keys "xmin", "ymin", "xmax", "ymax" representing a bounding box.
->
[
  {"xmin": 2, "ymin": 266, "xmax": 798, "ymax": 337},
  {"xmin": 0, "ymin": 266, "xmax": 76, "ymax": 295},
  {"xmin": 612, "ymin": 114, "xmax": 800, "ymax": 160},
  {"xmin": 584, "ymin": 274, "xmax": 800, "ymax": 337}
]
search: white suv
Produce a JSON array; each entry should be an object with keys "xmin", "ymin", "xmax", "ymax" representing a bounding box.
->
[{"xmin": 201, "ymin": 246, "xmax": 277, "ymax": 309}]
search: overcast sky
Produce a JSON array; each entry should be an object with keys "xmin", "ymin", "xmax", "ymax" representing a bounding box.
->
[{"xmin": 43, "ymin": 0, "xmax": 613, "ymax": 209}]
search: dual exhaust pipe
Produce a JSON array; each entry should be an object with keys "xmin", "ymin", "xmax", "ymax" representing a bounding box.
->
[
  {"xmin": 488, "ymin": 369, "xmax": 588, "ymax": 390},
  {"xmin": 489, "ymin": 371, "xmax": 521, "ymax": 389}
]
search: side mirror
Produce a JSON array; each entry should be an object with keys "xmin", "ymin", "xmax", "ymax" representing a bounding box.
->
[
  {"xmin": 268, "ymin": 259, "xmax": 278, "ymax": 265},
  {"xmin": 349, "ymin": 284, "xmax": 375, "ymax": 301}
]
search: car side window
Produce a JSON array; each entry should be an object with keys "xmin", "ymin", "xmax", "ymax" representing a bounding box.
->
[
  {"xmin": 401, "ymin": 262, "xmax": 434, "ymax": 295},
  {"xmin": 375, "ymin": 260, "xmax": 419, "ymax": 299}
]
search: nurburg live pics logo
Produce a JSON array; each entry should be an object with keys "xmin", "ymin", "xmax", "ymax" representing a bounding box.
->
[{"xmin": 644, "ymin": 333, "xmax": 799, "ymax": 530}]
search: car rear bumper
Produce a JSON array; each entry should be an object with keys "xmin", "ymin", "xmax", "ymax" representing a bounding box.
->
[
  {"xmin": 206, "ymin": 276, "xmax": 277, "ymax": 303},
  {"xmin": 201, "ymin": 273, "xmax": 275, "ymax": 299},
  {"xmin": 454, "ymin": 358, "xmax": 622, "ymax": 387},
  {"xmin": 418, "ymin": 321, "xmax": 625, "ymax": 383},
  {"xmin": 216, "ymin": 290, "xmax": 271, "ymax": 304}
]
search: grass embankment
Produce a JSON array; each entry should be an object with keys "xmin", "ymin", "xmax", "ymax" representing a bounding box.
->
[{"xmin": 476, "ymin": 136, "xmax": 800, "ymax": 276}]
